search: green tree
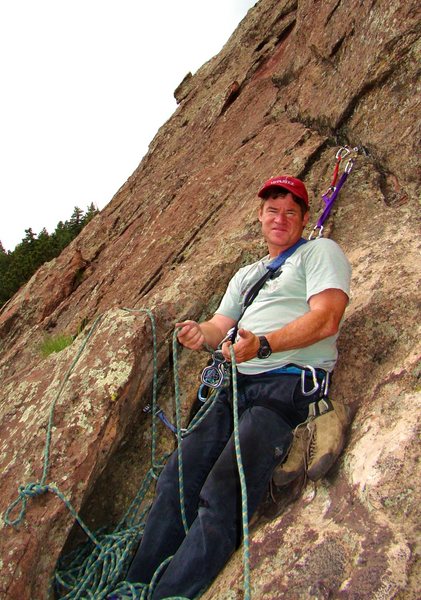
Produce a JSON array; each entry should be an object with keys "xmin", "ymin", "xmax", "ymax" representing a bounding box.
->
[
  {"xmin": 82, "ymin": 202, "xmax": 99, "ymax": 225},
  {"xmin": 0, "ymin": 203, "xmax": 99, "ymax": 308},
  {"xmin": 0, "ymin": 242, "xmax": 12, "ymax": 305},
  {"xmin": 68, "ymin": 206, "xmax": 85, "ymax": 235}
]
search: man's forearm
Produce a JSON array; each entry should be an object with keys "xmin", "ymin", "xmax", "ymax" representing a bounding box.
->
[
  {"xmin": 266, "ymin": 309, "xmax": 338, "ymax": 353},
  {"xmin": 223, "ymin": 289, "xmax": 349, "ymax": 364},
  {"xmin": 223, "ymin": 310, "xmax": 338, "ymax": 364},
  {"xmin": 266, "ymin": 289, "xmax": 348, "ymax": 353}
]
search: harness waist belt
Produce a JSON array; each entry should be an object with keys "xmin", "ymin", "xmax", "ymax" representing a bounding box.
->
[{"xmin": 268, "ymin": 364, "xmax": 327, "ymax": 379}]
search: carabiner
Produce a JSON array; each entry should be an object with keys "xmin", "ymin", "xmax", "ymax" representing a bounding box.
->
[
  {"xmin": 321, "ymin": 371, "xmax": 330, "ymax": 398},
  {"xmin": 197, "ymin": 383, "xmax": 209, "ymax": 403},
  {"xmin": 309, "ymin": 224, "xmax": 324, "ymax": 240},
  {"xmin": 301, "ymin": 365, "xmax": 320, "ymax": 396},
  {"xmin": 335, "ymin": 146, "xmax": 351, "ymax": 160},
  {"xmin": 345, "ymin": 157, "xmax": 355, "ymax": 174},
  {"xmin": 345, "ymin": 147, "xmax": 359, "ymax": 173},
  {"xmin": 220, "ymin": 327, "xmax": 236, "ymax": 345}
]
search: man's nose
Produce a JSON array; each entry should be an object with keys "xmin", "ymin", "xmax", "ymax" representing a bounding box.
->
[{"xmin": 274, "ymin": 212, "xmax": 287, "ymax": 223}]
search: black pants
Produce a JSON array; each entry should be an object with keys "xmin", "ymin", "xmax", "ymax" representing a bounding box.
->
[{"xmin": 126, "ymin": 372, "xmax": 316, "ymax": 599}]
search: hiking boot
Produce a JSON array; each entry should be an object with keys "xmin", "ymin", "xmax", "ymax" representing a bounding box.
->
[
  {"xmin": 272, "ymin": 424, "xmax": 308, "ymax": 487},
  {"xmin": 306, "ymin": 399, "xmax": 350, "ymax": 481}
]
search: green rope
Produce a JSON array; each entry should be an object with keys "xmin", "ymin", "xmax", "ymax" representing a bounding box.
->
[
  {"xmin": 229, "ymin": 346, "xmax": 250, "ymax": 600},
  {"xmin": 4, "ymin": 310, "xmax": 163, "ymax": 599},
  {"xmin": 4, "ymin": 310, "xmax": 252, "ymax": 600},
  {"xmin": 53, "ymin": 309, "xmax": 166, "ymax": 599},
  {"xmin": 171, "ymin": 338, "xmax": 250, "ymax": 599},
  {"xmin": 182, "ymin": 387, "xmax": 220, "ymax": 434},
  {"xmin": 171, "ymin": 330, "xmax": 230, "ymax": 537},
  {"xmin": 122, "ymin": 309, "xmax": 160, "ymax": 476},
  {"xmin": 172, "ymin": 328, "xmax": 190, "ymax": 535},
  {"xmin": 4, "ymin": 313, "xmax": 104, "ymax": 544}
]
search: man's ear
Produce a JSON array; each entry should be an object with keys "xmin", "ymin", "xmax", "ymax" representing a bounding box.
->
[
  {"xmin": 303, "ymin": 211, "xmax": 310, "ymax": 227},
  {"xmin": 258, "ymin": 206, "xmax": 263, "ymax": 223}
]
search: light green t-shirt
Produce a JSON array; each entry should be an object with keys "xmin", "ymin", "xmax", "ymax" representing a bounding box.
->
[{"xmin": 216, "ymin": 238, "xmax": 351, "ymax": 375}]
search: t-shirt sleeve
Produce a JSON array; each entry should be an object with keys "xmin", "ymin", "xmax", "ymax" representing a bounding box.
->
[
  {"xmin": 215, "ymin": 271, "xmax": 244, "ymax": 321},
  {"xmin": 303, "ymin": 238, "xmax": 352, "ymax": 301}
]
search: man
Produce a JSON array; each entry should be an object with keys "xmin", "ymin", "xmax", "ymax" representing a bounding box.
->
[{"xmin": 125, "ymin": 175, "xmax": 351, "ymax": 599}]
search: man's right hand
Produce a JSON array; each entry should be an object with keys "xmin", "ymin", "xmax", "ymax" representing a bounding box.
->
[{"xmin": 175, "ymin": 320, "xmax": 205, "ymax": 350}]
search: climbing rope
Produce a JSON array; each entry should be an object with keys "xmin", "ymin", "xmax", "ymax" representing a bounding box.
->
[
  {"xmin": 4, "ymin": 309, "xmax": 163, "ymax": 598},
  {"xmin": 4, "ymin": 309, "xmax": 252, "ymax": 600},
  {"xmin": 172, "ymin": 328, "xmax": 189, "ymax": 535},
  {"xmin": 229, "ymin": 346, "xmax": 250, "ymax": 600},
  {"xmin": 4, "ymin": 313, "xmax": 104, "ymax": 542}
]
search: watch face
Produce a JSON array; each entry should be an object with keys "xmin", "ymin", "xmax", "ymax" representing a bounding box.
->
[{"xmin": 257, "ymin": 336, "xmax": 272, "ymax": 358}]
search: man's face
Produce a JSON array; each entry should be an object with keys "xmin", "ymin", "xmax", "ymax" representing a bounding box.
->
[{"xmin": 258, "ymin": 192, "xmax": 309, "ymax": 256}]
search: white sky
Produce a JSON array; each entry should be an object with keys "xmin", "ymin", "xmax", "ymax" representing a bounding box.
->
[{"xmin": 0, "ymin": 0, "xmax": 256, "ymax": 251}]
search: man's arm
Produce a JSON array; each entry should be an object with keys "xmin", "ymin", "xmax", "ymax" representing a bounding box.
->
[
  {"xmin": 221, "ymin": 288, "xmax": 349, "ymax": 363},
  {"xmin": 176, "ymin": 314, "xmax": 237, "ymax": 351}
]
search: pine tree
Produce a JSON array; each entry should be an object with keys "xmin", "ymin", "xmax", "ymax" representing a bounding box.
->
[
  {"xmin": 0, "ymin": 203, "xmax": 100, "ymax": 308},
  {"xmin": 0, "ymin": 242, "xmax": 11, "ymax": 305},
  {"xmin": 69, "ymin": 207, "xmax": 85, "ymax": 235},
  {"xmin": 84, "ymin": 202, "xmax": 99, "ymax": 223}
]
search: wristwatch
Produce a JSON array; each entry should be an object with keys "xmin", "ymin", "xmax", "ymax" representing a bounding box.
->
[{"xmin": 257, "ymin": 336, "xmax": 272, "ymax": 359}]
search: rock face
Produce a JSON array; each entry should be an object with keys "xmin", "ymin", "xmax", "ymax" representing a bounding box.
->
[{"xmin": 0, "ymin": 1, "xmax": 420, "ymax": 598}]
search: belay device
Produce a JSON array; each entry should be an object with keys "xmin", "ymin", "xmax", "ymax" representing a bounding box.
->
[{"xmin": 201, "ymin": 349, "xmax": 228, "ymax": 388}]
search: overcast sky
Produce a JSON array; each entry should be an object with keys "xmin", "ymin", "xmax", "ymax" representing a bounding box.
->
[{"xmin": 0, "ymin": 0, "xmax": 256, "ymax": 251}]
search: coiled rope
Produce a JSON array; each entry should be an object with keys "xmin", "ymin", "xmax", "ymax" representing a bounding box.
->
[{"xmin": 4, "ymin": 309, "xmax": 251, "ymax": 599}]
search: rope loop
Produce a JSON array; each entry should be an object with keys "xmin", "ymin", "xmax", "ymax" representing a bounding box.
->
[{"xmin": 4, "ymin": 482, "xmax": 50, "ymax": 527}]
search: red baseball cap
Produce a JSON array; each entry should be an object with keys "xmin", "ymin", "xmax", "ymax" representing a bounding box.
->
[{"xmin": 257, "ymin": 175, "xmax": 309, "ymax": 207}]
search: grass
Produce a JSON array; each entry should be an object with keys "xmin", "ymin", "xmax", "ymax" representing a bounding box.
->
[{"xmin": 40, "ymin": 333, "xmax": 74, "ymax": 358}]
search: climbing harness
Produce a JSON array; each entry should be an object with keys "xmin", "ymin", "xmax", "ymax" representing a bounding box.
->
[{"xmin": 309, "ymin": 145, "xmax": 359, "ymax": 239}]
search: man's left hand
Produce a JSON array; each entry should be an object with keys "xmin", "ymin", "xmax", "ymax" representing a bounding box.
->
[{"xmin": 221, "ymin": 329, "xmax": 260, "ymax": 363}]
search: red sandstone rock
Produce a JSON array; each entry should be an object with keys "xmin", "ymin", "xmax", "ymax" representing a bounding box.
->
[{"xmin": 1, "ymin": 1, "xmax": 420, "ymax": 598}]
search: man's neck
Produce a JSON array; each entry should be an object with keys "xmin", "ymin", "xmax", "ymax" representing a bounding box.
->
[{"xmin": 268, "ymin": 237, "xmax": 305, "ymax": 258}]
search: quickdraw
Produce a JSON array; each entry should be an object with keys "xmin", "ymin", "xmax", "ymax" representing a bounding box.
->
[{"xmin": 309, "ymin": 145, "xmax": 359, "ymax": 239}]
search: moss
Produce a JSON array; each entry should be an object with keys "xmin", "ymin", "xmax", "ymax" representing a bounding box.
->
[{"xmin": 39, "ymin": 334, "xmax": 74, "ymax": 358}]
